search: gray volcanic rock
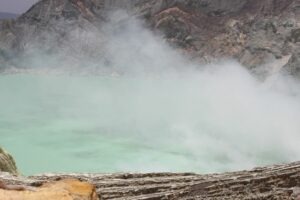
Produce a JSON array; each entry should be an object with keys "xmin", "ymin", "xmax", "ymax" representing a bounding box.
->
[
  {"xmin": 0, "ymin": 0, "xmax": 299, "ymax": 77},
  {"xmin": 0, "ymin": 161, "xmax": 300, "ymax": 199}
]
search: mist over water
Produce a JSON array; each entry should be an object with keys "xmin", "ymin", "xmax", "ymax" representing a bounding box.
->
[{"xmin": 1, "ymin": 12, "xmax": 300, "ymax": 175}]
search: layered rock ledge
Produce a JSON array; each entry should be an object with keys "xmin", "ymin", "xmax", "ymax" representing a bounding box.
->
[{"xmin": 0, "ymin": 161, "xmax": 299, "ymax": 199}]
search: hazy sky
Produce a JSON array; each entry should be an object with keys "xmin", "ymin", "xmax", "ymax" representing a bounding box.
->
[{"xmin": 0, "ymin": 0, "xmax": 38, "ymax": 14}]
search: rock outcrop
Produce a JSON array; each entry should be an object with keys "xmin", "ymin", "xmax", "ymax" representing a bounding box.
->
[
  {"xmin": 0, "ymin": 179, "xmax": 98, "ymax": 200},
  {"xmin": 0, "ymin": 147, "xmax": 18, "ymax": 175},
  {"xmin": 0, "ymin": 0, "xmax": 299, "ymax": 77},
  {"xmin": 0, "ymin": 161, "xmax": 299, "ymax": 199}
]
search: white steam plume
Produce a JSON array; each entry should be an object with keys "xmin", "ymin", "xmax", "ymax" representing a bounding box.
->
[{"xmin": 1, "ymin": 11, "xmax": 300, "ymax": 174}]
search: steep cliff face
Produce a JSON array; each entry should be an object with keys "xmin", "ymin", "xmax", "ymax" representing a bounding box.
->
[{"xmin": 0, "ymin": 0, "xmax": 299, "ymax": 77}]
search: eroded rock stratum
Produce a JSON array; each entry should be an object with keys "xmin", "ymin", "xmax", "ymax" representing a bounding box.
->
[{"xmin": 0, "ymin": 161, "xmax": 299, "ymax": 199}]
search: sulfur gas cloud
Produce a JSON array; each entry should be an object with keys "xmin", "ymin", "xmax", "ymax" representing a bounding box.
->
[{"xmin": 1, "ymin": 11, "xmax": 300, "ymax": 174}]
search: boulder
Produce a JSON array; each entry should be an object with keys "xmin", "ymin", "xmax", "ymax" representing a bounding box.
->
[{"xmin": 0, "ymin": 147, "xmax": 18, "ymax": 175}]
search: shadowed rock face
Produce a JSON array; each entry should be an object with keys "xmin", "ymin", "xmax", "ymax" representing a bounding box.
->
[
  {"xmin": 0, "ymin": 0, "xmax": 299, "ymax": 77},
  {"xmin": 0, "ymin": 148, "xmax": 18, "ymax": 175}
]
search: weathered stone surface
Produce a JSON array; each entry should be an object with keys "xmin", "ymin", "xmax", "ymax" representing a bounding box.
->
[
  {"xmin": 0, "ymin": 161, "xmax": 300, "ymax": 199},
  {"xmin": 0, "ymin": 0, "xmax": 299, "ymax": 78},
  {"xmin": 283, "ymin": 48, "xmax": 300, "ymax": 78},
  {"xmin": 0, "ymin": 179, "xmax": 98, "ymax": 200},
  {"xmin": 0, "ymin": 147, "xmax": 18, "ymax": 175}
]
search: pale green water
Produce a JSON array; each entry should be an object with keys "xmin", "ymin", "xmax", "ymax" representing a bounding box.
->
[{"xmin": 0, "ymin": 71, "xmax": 300, "ymax": 175}]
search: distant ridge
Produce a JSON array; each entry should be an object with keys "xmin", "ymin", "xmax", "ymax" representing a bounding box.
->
[{"xmin": 0, "ymin": 12, "xmax": 18, "ymax": 19}]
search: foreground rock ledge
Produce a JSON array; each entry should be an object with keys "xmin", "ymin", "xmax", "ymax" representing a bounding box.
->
[
  {"xmin": 0, "ymin": 179, "xmax": 98, "ymax": 200},
  {"xmin": 0, "ymin": 162, "xmax": 300, "ymax": 199}
]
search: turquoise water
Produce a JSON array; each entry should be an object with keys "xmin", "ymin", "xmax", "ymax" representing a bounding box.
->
[{"xmin": 0, "ymin": 71, "xmax": 300, "ymax": 175}]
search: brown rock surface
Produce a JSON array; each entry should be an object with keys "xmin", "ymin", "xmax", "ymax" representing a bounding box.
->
[
  {"xmin": 0, "ymin": 179, "xmax": 98, "ymax": 200},
  {"xmin": 0, "ymin": 161, "xmax": 299, "ymax": 199}
]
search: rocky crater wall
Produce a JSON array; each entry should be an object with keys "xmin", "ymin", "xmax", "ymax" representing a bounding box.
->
[{"xmin": 0, "ymin": 0, "xmax": 299, "ymax": 77}]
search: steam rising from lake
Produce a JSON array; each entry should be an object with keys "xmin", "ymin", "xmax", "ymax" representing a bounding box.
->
[{"xmin": 0, "ymin": 12, "xmax": 300, "ymax": 175}]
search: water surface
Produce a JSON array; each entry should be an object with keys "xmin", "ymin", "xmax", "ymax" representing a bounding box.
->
[{"xmin": 0, "ymin": 72, "xmax": 299, "ymax": 175}]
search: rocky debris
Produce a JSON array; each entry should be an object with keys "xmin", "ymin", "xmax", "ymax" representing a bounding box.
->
[
  {"xmin": 0, "ymin": 147, "xmax": 18, "ymax": 175},
  {"xmin": 0, "ymin": 0, "xmax": 299, "ymax": 77},
  {"xmin": 0, "ymin": 179, "xmax": 98, "ymax": 200},
  {"xmin": 0, "ymin": 161, "xmax": 299, "ymax": 199}
]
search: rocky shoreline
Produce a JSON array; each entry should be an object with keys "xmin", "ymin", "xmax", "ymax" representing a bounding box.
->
[
  {"xmin": 1, "ymin": 148, "xmax": 300, "ymax": 199},
  {"xmin": 0, "ymin": 161, "xmax": 299, "ymax": 199}
]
